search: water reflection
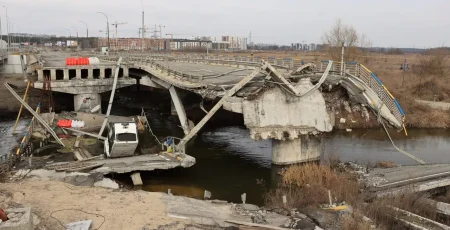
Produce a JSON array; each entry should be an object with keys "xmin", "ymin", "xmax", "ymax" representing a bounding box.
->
[
  {"xmin": 325, "ymin": 129, "xmax": 450, "ymax": 165},
  {"xmin": 139, "ymin": 126, "xmax": 450, "ymax": 205}
]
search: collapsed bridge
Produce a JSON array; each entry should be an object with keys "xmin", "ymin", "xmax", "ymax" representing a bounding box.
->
[{"xmin": 33, "ymin": 52, "xmax": 406, "ymax": 165}]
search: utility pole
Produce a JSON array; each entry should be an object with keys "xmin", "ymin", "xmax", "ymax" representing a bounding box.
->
[
  {"xmin": 71, "ymin": 26, "xmax": 79, "ymax": 49},
  {"xmin": 79, "ymin": 21, "xmax": 89, "ymax": 49},
  {"xmin": 79, "ymin": 21, "xmax": 88, "ymax": 38},
  {"xmin": 111, "ymin": 21, "xmax": 127, "ymax": 51},
  {"xmin": 401, "ymin": 59, "xmax": 409, "ymax": 88},
  {"xmin": 340, "ymin": 41, "xmax": 345, "ymax": 76},
  {"xmin": 159, "ymin": 25, "xmax": 165, "ymax": 39},
  {"xmin": 249, "ymin": 31, "xmax": 252, "ymax": 49},
  {"xmin": 97, "ymin": 12, "xmax": 110, "ymax": 49},
  {"xmin": 3, "ymin": 6, "xmax": 9, "ymax": 47},
  {"xmin": 140, "ymin": 0, "xmax": 145, "ymax": 51},
  {"xmin": 0, "ymin": 16, "xmax": 2, "ymax": 45}
]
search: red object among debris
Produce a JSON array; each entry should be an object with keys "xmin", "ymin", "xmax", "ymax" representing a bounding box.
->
[
  {"xmin": 57, "ymin": 119, "xmax": 72, "ymax": 128},
  {"xmin": 76, "ymin": 57, "xmax": 89, "ymax": 65},
  {"xmin": 0, "ymin": 208, "xmax": 7, "ymax": 221},
  {"xmin": 65, "ymin": 57, "xmax": 77, "ymax": 66},
  {"xmin": 57, "ymin": 134, "xmax": 70, "ymax": 139}
]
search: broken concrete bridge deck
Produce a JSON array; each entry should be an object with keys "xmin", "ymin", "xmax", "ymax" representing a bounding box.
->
[
  {"xmin": 89, "ymin": 153, "xmax": 196, "ymax": 174},
  {"xmin": 152, "ymin": 60, "xmax": 292, "ymax": 85},
  {"xmin": 367, "ymin": 163, "xmax": 450, "ymax": 196}
]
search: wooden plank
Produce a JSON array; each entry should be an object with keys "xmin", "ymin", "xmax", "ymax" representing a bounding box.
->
[
  {"xmin": 4, "ymin": 82, "xmax": 65, "ymax": 147},
  {"xmin": 80, "ymin": 148, "xmax": 93, "ymax": 158},
  {"xmin": 73, "ymin": 149, "xmax": 85, "ymax": 161}
]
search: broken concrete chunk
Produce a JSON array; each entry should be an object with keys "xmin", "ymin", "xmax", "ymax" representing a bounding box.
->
[{"xmin": 65, "ymin": 220, "xmax": 92, "ymax": 230}]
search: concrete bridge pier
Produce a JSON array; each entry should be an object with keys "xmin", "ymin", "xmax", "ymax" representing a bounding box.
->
[
  {"xmin": 271, "ymin": 135, "xmax": 323, "ymax": 165},
  {"xmin": 74, "ymin": 93, "xmax": 102, "ymax": 113},
  {"xmin": 169, "ymin": 87, "xmax": 191, "ymax": 134}
]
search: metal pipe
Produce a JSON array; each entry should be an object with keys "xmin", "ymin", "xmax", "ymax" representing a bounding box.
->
[{"xmin": 98, "ymin": 57, "xmax": 122, "ymax": 136}]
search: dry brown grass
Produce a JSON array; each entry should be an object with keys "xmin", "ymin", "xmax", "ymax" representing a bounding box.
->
[
  {"xmin": 414, "ymin": 48, "xmax": 450, "ymax": 78},
  {"xmin": 363, "ymin": 192, "xmax": 447, "ymax": 229},
  {"xmin": 265, "ymin": 163, "xmax": 361, "ymax": 209},
  {"xmin": 394, "ymin": 92, "xmax": 450, "ymax": 128},
  {"xmin": 264, "ymin": 161, "xmax": 450, "ymax": 229},
  {"xmin": 340, "ymin": 214, "xmax": 373, "ymax": 230},
  {"xmin": 375, "ymin": 161, "xmax": 398, "ymax": 168}
]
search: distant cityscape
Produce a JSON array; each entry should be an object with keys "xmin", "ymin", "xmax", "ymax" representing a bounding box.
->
[{"xmin": 0, "ymin": 33, "xmax": 437, "ymax": 53}]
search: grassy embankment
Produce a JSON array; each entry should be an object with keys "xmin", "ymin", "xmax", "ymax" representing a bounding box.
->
[{"xmin": 265, "ymin": 159, "xmax": 448, "ymax": 230}]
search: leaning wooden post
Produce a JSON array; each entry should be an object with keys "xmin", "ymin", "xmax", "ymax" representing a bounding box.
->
[{"xmin": 11, "ymin": 81, "xmax": 31, "ymax": 134}]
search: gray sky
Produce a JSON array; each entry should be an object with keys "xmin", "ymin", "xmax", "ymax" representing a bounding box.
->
[{"xmin": 1, "ymin": 0, "xmax": 449, "ymax": 48}]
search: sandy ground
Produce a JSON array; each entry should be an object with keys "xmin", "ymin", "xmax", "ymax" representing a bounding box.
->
[{"xmin": 0, "ymin": 177, "xmax": 185, "ymax": 230}]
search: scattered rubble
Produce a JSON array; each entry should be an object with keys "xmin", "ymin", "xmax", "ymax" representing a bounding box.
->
[{"xmin": 0, "ymin": 208, "xmax": 33, "ymax": 230}]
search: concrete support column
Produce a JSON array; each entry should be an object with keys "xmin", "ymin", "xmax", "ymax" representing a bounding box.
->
[
  {"xmin": 169, "ymin": 86, "xmax": 190, "ymax": 135},
  {"xmin": 63, "ymin": 69, "xmax": 69, "ymax": 80},
  {"xmin": 170, "ymin": 101, "xmax": 177, "ymax": 116},
  {"xmin": 76, "ymin": 68, "xmax": 82, "ymax": 79},
  {"xmin": 100, "ymin": 68, "xmax": 105, "ymax": 79},
  {"xmin": 74, "ymin": 93, "xmax": 102, "ymax": 113},
  {"xmin": 88, "ymin": 68, "xmax": 94, "ymax": 79},
  {"xmin": 123, "ymin": 67, "xmax": 129, "ymax": 77},
  {"xmin": 50, "ymin": 69, "xmax": 57, "ymax": 81},
  {"xmin": 37, "ymin": 69, "xmax": 44, "ymax": 81},
  {"xmin": 272, "ymin": 135, "xmax": 323, "ymax": 165}
]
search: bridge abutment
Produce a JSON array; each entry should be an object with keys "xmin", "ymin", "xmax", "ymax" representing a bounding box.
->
[
  {"xmin": 271, "ymin": 135, "xmax": 322, "ymax": 165},
  {"xmin": 74, "ymin": 93, "xmax": 102, "ymax": 113}
]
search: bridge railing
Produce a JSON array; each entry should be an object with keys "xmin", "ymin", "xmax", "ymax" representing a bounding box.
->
[
  {"xmin": 104, "ymin": 53, "xmax": 405, "ymax": 128},
  {"xmin": 315, "ymin": 61, "xmax": 405, "ymax": 127}
]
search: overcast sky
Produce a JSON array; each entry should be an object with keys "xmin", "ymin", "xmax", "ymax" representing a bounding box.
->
[{"xmin": 1, "ymin": 0, "xmax": 449, "ymax": 48}]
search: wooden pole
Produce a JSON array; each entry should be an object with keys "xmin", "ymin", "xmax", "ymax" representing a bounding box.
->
[{"xmin": 11, "ymin": 81, "xmax": 31, "ymax": 134}]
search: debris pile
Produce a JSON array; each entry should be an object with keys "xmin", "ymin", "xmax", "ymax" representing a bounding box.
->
[{"xmin": 0, "ymin": 208, "xmax": 33, "ymax": 229}]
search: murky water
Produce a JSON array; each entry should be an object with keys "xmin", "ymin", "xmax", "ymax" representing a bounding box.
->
[
  {"xmin": 118, "ymin": 100, "xmax": 450, "ymax": 204},
  {"xmin": 0, "ymin": 119, "xmax": 28, "ymax": 158},
  {"xmin": 2, "ymin": 103, "xmax": 450, "ymax": 205},
  {"xmin": 138, "ymin": 119, "xmax": 450, "ymax": 205}
]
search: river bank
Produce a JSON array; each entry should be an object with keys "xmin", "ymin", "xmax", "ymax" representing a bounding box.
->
[
  {"xmin": 0, "ymin": 176, "xmax": 184, "ymax": 230},
  {"xmin": 4, "ymin": 160, "xmax": 450, "ymax": 230},
  {"xmin": 0, "ymin": 171, "xmax": 306, "ymax": 230}
]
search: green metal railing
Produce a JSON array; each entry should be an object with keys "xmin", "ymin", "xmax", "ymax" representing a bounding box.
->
[{"xmin": 315, "ymin": 61, "xmax": 405, "ymax": 130}]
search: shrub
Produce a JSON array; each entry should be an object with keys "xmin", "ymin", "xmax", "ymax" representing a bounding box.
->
[{"xmin": 265, "ymin": 164, "xmax": 360, "ymax": 208}]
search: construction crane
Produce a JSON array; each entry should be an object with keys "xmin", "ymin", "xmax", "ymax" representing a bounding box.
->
[{"xmin": 111, "ymin": 21, "xmax": 128, "ymax": 50}]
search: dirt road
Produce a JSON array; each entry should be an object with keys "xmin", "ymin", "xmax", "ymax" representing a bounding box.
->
[{"xmin": 0, "ymin": 177, "xmax": 185, "ymax": 230}]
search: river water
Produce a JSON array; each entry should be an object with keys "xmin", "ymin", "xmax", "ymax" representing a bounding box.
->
[
  {"xmin": 129, "ymin": 105, "xmax": 450, "ymax": 205},
  {"xmin": 1, "ymin": 105, "xmax": 450, "ymax": 205}
]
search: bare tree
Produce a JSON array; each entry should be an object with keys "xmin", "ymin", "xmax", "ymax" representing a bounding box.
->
[
  {"xmin": 323, "ymin": 19, "xmax": 359, "ymax": 47},
  {"xmin": 322, "ymin": 19, "xmax": 369, "ymax": 61}
]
